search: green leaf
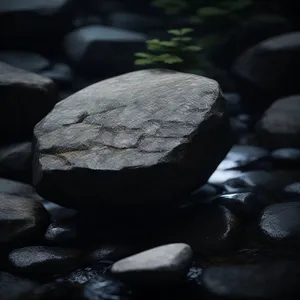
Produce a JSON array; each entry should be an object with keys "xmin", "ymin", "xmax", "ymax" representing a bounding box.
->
[
  {"xmin": 135, "ymin": 52, "xmax": 153, "ymax": 58},
  {"xmin": 167, "ymin": 29, "xmax": 182, "ymax": 36},
  {"xmin": 171, "ymin": 37, "xmax": 192, "ymax": 42},
  {"xmin": 159, "ymin": 41, "xmax": 177, "ymax": 47},
  {"xmin": 147, "ymin": 39, "xmax": 161, "ymax": 44},
  {"xmin": 135, "ymin": 59, "xmax": 154, "ymax": 65},
  {"xmin": 180, "ymin": 28, "xmax": 194, "ymax": 35},
  {"xmin": 157, "ymin": 54, "xmax": 183, "ymax": 64},
  {"xmin": 196, "ymin": 7, "xmax": 228, "ymax": 18},
  {"xmin": 182, "ymin": 45, "xmax": 202, "ymax": 52}
]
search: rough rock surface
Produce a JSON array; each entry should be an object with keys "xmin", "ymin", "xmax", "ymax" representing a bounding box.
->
[
  {"xmin": 0, "ymin": 62, "xmax": 57, "ymax": 144},
  {"xmin": 257, "ymin": 95, "xmax": 300, "ymax": 149},
  {"xmin": 259, "ymin": 202, "xmax": 300, "ymax": 245},
  {"xmin": 0, "ymin": 193, "xmax": 49, "ymax": 244},
  {"xmin": 111, "ymin": 244, "xmax": 193, "ymax": 284},
  {"xmin": 33, "ymin": 69, "xmax": 231, "ymax": 209},
  {"xmin": 8, "ymin": 246, "xmax": 81, "ymax": 276}
]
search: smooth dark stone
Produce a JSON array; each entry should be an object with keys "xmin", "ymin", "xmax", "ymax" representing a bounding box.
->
[
  {"xmin": 40, "ymin": 199, "xmax": 77, "ymax": 221},
  {"xmin": 0, "ymin": 271, "xmax": 38, "ymax": 300},
  {"xmin": 202, "ymin": 261, "xmax": 300, "ymax": 299},
  {"xmin": 284, "ymin": 182, "xmax": 300, "ymax": 196},
  {"xmin": 108, "ymin": 11, "xmax": 161, "ymax": 33},
  {"xmin": 8, "ymin": 246, "xmax": 81, "ymax": 276},
  {"xmin": 271, "ymin": 148, "xmax": 300, "ymax": 168},
  {"xmin": 39, "ymin": 63, "xmax": 73, "ymax": 88},
  {"xmin": 160, "ymin": 204, "xmax": 240, "ymax": 254},
  {"xmin": 259, "ymin": 202, "xmax": 300, "ymax": 245},
  {"xmin": 33, "ymin": 70, "xmax": 231, "ymax": 210},
  {"xmin": 44, "ymin": 219, "xmax": 77, "ymax": 245},
  {"xmin": 230, "ymin": 117, "xmax": 249, "ymax": 135},
  {"xmin": 0, "ymin": 0, "xmax": 75, "ymax": 41},
  {"xmin": 73, "ymin": 15, "xmax": 102, "ymax": 28},
  {"xmin": 63, "ymin": 25, "xmax": 146, "ymax": 76},
  {"xmin": 232, "ymin": 33, "xmax": 300, "ymax": 111},
  {"xmin": 213, "ymin": 192, "xmax": 266, "ymax": 218},
  {"xmin": 0, "ymin": 193, "xmax": 49, "ymax": 244},
  {"xmin": 0, "ymin": 51, "xmax": 49, "ymax": 73},
  {"xmin": 0, "ymin": 142, "xmax": 32, "ymax": 182},
  {"xmin": 257, "ymin": 96, "xmax": 300, "ymax": 149},
  {"xmin": 190, "ymin": 184, "xmax": 219, "ymax": 200},
  {"xmin": 86, "ymin": 244, "xmax": 139, "ymax": 265},
  {"xmin": 223, "ymin": 93, "xmax": 243, "ymax": 116},
  {"xmin": 82, "ymin": 276, "xmax": 130, "ymax": 300},
  {"xmin": 20, "ymin": 281, "xmax": 82, "ymax": 300},
  {"xmin": 224, "ymin": 171, "xmax": 300, "ymax": 194},
  {"xmin": 0, "ymin": 62, "xmax": 57, "ymax": 144},
  {"xmin": 217, "ymin": 145, "xmax": 269, "ymax": 171},
  {"xmin": 213, "ymin": 13, "xmax": 292, "ymax": 69},
  {"xmin": 0, "ymin": 178, "xmax": 39, "ymax": 199}
]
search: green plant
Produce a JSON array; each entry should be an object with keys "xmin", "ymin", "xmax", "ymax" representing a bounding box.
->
[
  {"xmin": 134, "ymin": 0, "xmax": 256, "ymax": 74},
  {"xmin": 135, "ymin": 28, "xmax": 202, "ymax": 68}
]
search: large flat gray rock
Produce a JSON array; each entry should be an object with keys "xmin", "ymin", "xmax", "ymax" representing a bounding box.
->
[{"xmin": 33, "ymin": 69, "xmax": 232, "ymax": 209}]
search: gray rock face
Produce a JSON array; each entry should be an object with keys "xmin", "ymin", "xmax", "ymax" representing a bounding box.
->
[
  {"xmin": 33, "ymin": 69, "xmax": 231, "ymax": 209},
  {"xmin": 0, "ymin": 62, "xmax": 57, "ymax": 144},
  {"xmin": 0, "ymin": 193, "xmax": 49, "ymax": 244},
  {"xmin": 257, "ymin": 95, "xmax": 300, "ymax": 149},
  {"xmin": 63, "ymin": 25, "xmax": 146, "ymax": 76},
  {"xmin": 111, "ymin": 243, "xmax": 193, "ymax": 284}
]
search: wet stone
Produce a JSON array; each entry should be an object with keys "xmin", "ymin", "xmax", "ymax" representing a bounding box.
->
[
  {"xmin": 217, "ymin": 145, "xmax": 269, "ymax": 171},
  {"xmin": 160, "ymin": 204, "xmax": 240, "ymax": 254},
  {"xmin": 20, "ymin": 281, "xmax": 82, "ymax": 300},
  {"xmin": 57, "ymin": 267, "xmax": 107, "ymax": 284},
  {"xmin": 202, "ymin": 261, "xmax": 300, "ymax": 299},
  {"xmin": 224, "ymin": 171, "xmax": 300, "ymax": 194},
  {"xmin": 284, "ymin": 182, "xmax": 300, "ymax": 197},
  {"xmin": 0, "ymin": 271, "xmax": 38, "ymax": 300},
  {"xmin": 0, "ymin": 178, "xmax": 39, "ymax": 199},
  {"xmin": 86, "ymin": 244, "xmax": 139, "ymax": 266},
  {"xmin": 0, "ymin": 142, "xmax": 32, "ymax": 183},
  {"xmin": 44, "ymin": 219, "xmax": 77, "ymax": 245},
  {"xmin": 0, "ymin": 193, "xmax": 49, "ymax": 244},
  {"xmin": 259, "ymin": 202, "xmax": 300, "ymax": 245},
  {"xmin": 82, "ymin": 276, "xmax": 130, "ymax": 300},
  {"xmin": 212, "ymin": 192, "xmax": 266, "ymax": 218},
  {"xmin": 8, "ymin": 246, "xmax": 81, "ymax": 277},
  {"xmin": 111, "ymin": 244, "xmax": 193, "ymax": 285},
  {"xmin": 271, "ymin": 148, "xmax": 300, "ymax": 168}
]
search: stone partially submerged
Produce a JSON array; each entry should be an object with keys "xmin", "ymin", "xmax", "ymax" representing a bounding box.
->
[{"xmin": 33, "ymin": 69, "xmax": 231, "ymax": 209}]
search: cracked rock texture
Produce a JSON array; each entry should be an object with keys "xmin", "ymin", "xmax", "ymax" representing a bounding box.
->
[{"xmin": 33, "ymin": 69, "xmax": 231, "ymax": 210}]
